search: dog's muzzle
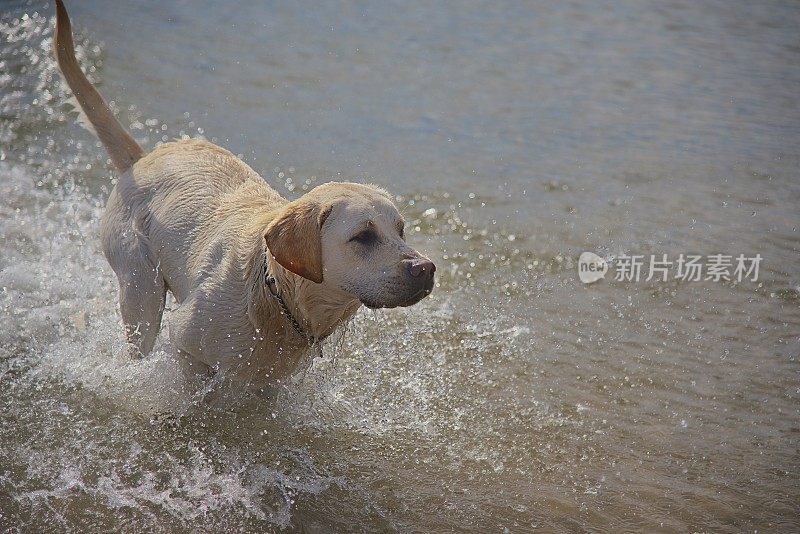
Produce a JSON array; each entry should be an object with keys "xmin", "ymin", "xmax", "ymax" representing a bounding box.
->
[{"xmin": 361, "ymin": 258, "xmax": 436, "ymax": 309}]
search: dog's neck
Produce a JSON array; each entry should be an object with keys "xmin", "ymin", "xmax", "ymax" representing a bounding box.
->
[
  {"xmin": 246, "ymin": 230, "xmax": 361, "ymax": 346},
  {"xmin": 266, "ymin": 255, "xmax": 362, "ymax": 341}
]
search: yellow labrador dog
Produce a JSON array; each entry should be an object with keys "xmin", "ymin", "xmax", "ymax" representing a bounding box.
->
[{"xmin": 53, "ymin": 1, "xmax": 434, "ymax": 385}]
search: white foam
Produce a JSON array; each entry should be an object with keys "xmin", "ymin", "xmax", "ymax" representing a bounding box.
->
[{"xmin": 0, "ymin": 161, "xmax": 200, "ymax": 414}]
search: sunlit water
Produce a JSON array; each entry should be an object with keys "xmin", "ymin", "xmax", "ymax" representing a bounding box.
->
[{"xmin": 1, "ymin": 0, "xmax": 799, "ymax": 531}]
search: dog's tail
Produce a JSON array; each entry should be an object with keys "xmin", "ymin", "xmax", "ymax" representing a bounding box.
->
[{"xmin": 53, "ymin": 0, "xmax": 143, "ymax": 172}]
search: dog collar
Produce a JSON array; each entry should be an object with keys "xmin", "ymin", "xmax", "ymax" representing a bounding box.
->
[{"xmin": 263, "ymin": 262, "xmax": 321, "ymax": 348}]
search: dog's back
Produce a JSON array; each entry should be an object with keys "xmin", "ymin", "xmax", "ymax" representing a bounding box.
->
[{"xmin": 103, "ymin": 139, "xmax": 284, "ymax": 301}]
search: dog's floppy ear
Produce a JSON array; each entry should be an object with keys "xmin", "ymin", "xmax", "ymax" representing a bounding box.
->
[{"xmin": 265, "ymin": 200, "xmax": 332, "ymax": 283}]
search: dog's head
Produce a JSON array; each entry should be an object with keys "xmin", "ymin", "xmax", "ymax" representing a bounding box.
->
[{"xmin": 265, "ymin": 182, "xmax": 435, "ymax": 308}]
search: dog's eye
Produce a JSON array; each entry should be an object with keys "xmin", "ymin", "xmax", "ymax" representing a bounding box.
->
[
  {"xmin": 398, "ymin": 225, "xmax": 405, "ymax": 239},
  {"xmin": 349, "ymin": 229, "xmax": 377, "ymax": 245}
]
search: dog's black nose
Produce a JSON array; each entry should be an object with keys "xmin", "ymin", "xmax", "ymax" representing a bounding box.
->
[{"xmin": 408, "ymin": 258, "xmax": 436, "ymax": 278}]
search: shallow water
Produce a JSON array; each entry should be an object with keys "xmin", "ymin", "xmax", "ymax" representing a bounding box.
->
[{"xmin": 1, "ymin": 0, "xmax": 799, "ymax": 531}]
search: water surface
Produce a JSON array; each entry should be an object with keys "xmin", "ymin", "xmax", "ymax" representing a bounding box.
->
[{"xmin": 1, "ymin": 0, "xmax": 799, "ymax": 531}]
